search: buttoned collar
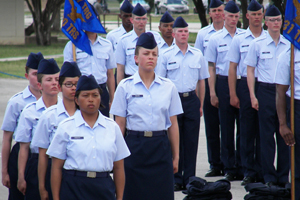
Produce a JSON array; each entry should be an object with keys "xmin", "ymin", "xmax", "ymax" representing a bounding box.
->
[
  {"xmin": 36, "ymin": 97, "xmax": 47, "ymax": 111},
  {"xmin": 221, "ymin": 26, "xmax": 239, "ymax": 38},
  {"xmin": 159, "ymin": 38, "xmax": 175, "ymax": 49},
  {"xmin": 74, "ymin": 110, "xmax": 106, "ymax": 129},
  {"xmin": 132, "ymin": 71, "xmax": 162, "ymax": 85},
  {"xmin": 23, "ymin": 86, "xmax": 36, "ymax": 100},
  {"xmin": 245, "ymin": 27, "xmax": 265, "ymax": 39}
]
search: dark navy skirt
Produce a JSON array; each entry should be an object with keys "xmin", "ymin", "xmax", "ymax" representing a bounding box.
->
[
  {"xmin": 123, "ymin": 133, "xmax": 174, "ymax": 200},
  {"xmin": 60, "ymin": 170, "xmax": 116, "ymax": 200}
]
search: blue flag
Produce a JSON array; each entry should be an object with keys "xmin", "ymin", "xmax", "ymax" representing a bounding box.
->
[
  {"xmin": 62, "ymin": 0, "xmax": 106, "ymax": 55},
  {"xmin": 283, "ymin": 0, "xmax": 300, "ymax": 50}
]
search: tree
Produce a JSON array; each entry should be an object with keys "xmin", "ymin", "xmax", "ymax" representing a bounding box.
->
[
  {"xmin": 25, "ymin": 0, "xmax": 64, "ymax": 45},
  {"xmin": 193, "ymin": 0, "xmax": 208, "ymax": 28}
]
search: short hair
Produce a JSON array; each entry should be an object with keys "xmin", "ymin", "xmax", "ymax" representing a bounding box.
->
[
  {"xmin": 37, "ymin": 74, "xmax": 44, "ymax": 83},
  {"xmin": 25, "ymin": 66, "xmax": 30, "ymax": 74}
]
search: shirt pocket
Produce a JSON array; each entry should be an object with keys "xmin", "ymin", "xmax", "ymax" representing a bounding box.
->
[
  {"xmin": 189, "ymin": 63, "xmax": 201, "ymax": 80},
  {"xmin": 167, "ymin": 62, "xmax": 179, "ymax": 71},
  {"xmin": 76, "ymin": 51, "xmax": 88, "ymax": 64},
  {"xmin": 259, "ymin": 52, "xmax": 273, "ymax": 69},
  {"xmin": 217, "ymin": 45, "xmax": 229, "ymax": 56},
  {"xmin": 95, "ymin": 53, "xmax": 109, "ymax": 72},
  {"xmin": 126, "ymin": 47, "xmax": 136, "ymax": 66}
]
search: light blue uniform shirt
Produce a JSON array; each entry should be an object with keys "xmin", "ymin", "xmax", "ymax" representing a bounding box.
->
[
  {"xmin": 1, "ymin": 86, "xmax": 36, "ymax": 135},
  {"xmin": 226, "ymin": 28, "xmax": 266, "ymax": 77},
  {"xmin": 275, "ymin": 48, "xmax": 300, "ymax": 100},
  {"xmin": 31, "ymin": 100, "xmax": 73, "ymax": 149},
  {"xmin": 106, "ymin": 24, "xmax": 127, "ymax": 53},
  {"xmin": 14, "ymin": 97, "xmax": 61, "ymax": 153},
  {"xmin": 206, "ymin": 26, "xmax": 243, "ymax": 76},
  {"xmin": 115, "ymin": 29, "xmax": 162, "ymax": 75},
  {"xmin": 63, "ymin": 35, "xmax": 116, "ymax": 84},
  {"xmin": 244, "ymin": 32, "xmax": 290, "ymax": 83},
  {"xmin": 110, "ymin": 72, "xmax": 183, "ymax": 131},
  {"xmin": 156, "ymin": 44, "xmax": 210, "ymax": 93},
  {"xmin": 46, "ymin": 111, "xmax": 130, "ymax": 172},
  {"xmin": 194, "ymin": 24, "xmax": 219, "ymax": 55},
  {"xmin": 155, "ymin": 38, "xmax": 175, "ymax": 73}
]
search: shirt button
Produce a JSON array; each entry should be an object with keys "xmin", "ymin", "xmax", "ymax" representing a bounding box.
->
[
  {"xmin": 93, "ymin": 157, "xmax": 95, "ymax": 159},
  {"xmin": 93, "ymin": 146, "xmax": 95, "ymax": 148},
  {"xmin": 92, "ymin": 136, "xmax": 94, "ymax": 139},
  {"xmin": 149, "ymin": 104, "xmax": 151, "ymax": 106},
  {"xmin": 148, "ymin": 95, "xmax": 150, "ymax": 97},
  {"xmin": 150, "ymin": 122, "xmax": 152, "ymax": 124}
]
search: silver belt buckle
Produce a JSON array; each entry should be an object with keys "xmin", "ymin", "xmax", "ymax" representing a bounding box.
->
[
  {"xmin": 144, "ymin": 131, "xmax": 153, "ymax": 137},
  {"xmin": 87, "ymin": 171, "xmax": 96, "ymax": 178},
  {"xmin": 183, "ymin": 92, "xmax": 189, "ymax": 97},
  {"xmin": 237, "ymin": 75, "xmax": 241, "ymax": 79}
]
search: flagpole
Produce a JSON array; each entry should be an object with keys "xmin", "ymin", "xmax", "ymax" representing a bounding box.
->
[
  {"xmin": 290, "ymin": 43, "xmax": 295, "ymax": 200},
  {"xmin": 72, "ymin": 43, "xmax": 76, "ymax": 62}
]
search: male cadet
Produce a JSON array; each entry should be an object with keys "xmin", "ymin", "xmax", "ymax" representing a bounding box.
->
[
  {"xmin": 157, "ymin": 17, "xmax": 209, "ymax": 191},
  {"xmin": 1, "ymin": 52, "xmax": 43, "ymax": 200},
  {"xmin": 226, "ymin": 0, "xmax": 265, "ymax": 185},
  {"xmin": 275, "ymin": 48, "xmax": 300, "ymax": 199},
  {"xmin": 64, "ymin": 5, "xmax": 116, "ymax": 117},
  {"xmin": 15, "ymin": 59, "xmax": 60, "ymax": 199},
  {"xmin": 158, "ymin": 11, "xmax": 175, "ymax": 52},
  {"xmin": 116, "ymin": 3, "xmax": 162, "ymax": 84},
  {"xmin": 106, "ymin": 0, "xmax": 133, "ymax": 53},
  {"xmin": 194, "ymin": 0, "xmax": 224, "ymax": 178},
  {"xmin": 244, "ymin": 5, "xmax": 290, "ymax": 187},
  {"xmin": 206, "ymin": 0, "xmax": 243, "ymax": 181}
]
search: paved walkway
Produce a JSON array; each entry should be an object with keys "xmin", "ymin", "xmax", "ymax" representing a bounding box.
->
[{"xmin": 0, "ymin": 78, "xmax": 247, "ymax": 200}]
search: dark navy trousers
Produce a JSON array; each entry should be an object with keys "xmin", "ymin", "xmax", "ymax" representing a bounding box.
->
[
  {"xmin": 7, "ymin": 142, "xmax": 24, "ymax": 200},
  {"xmin": 216, "ymin": 76, "xmax": 241, "ymax": 175},
  {"xmin": 237, "ymin": 78, "xmax": 261, "ymax": 178},
  {"xmin": 174, "ymin": 93, "xmax": 200, "ymax": 186},
  {"xmin": 286, "ymin": 97, "xmax": 300, "ymax": 200},
  {"xmin": 99, "ymin": 83, "xmax": 109, "ymax": 117},
  {"xmin": 203, "ymin": 79, "xmax": 222, "ymax": 171},
  {"xmin": 256, "ymin": 83, "xmax": 289, "ymax": 183}
]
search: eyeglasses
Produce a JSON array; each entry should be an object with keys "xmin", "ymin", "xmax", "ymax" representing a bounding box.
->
[
  {"xmin": 268, "ymin": 18, "xmax": 282, "ymax": 22},
  {"xmin": 63, "ymin": 82, "xmax": 77, "ymax": 88},
  {"xmin": 134, "ymin": 17, "xmax": 147, "ymax": 21}
]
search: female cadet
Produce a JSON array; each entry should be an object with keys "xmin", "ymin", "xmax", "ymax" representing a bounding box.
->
[
  {"xmin": 46, "ymin": 75, "xmax": 130, "ymax": 200},
  {"xmin": 110, "ymin": 32, "xmax": 183, "ymax": 200}
]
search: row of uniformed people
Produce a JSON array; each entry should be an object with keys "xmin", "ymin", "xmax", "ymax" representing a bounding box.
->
[{"xmin": 195, "ymin": 0, "xmax": 292, "ymax": 190}]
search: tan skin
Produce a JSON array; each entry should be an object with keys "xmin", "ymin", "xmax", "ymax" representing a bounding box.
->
[
  {"xmin": 117, "ymin": 14, "xmax": 148, "ymax": 84},
  {"xmin": 17, "ymin": 73, "xmax": 59, "ymax": 195},
  {"xmin": 208, "ymin": 11, "xmax": 239, "ymax": 108},
  {"xmin": 1, "ymin": 68, "xmax": 41, "ymax": 189},
  {"xmin": 38, "ymin": 77, "xmax": 79, "ymax": 200},
  {"xmin": 228, "ymin": 9, "xmax": 263, "ymax": 109},
  {"xmin": 247, "ymin": 15, "xmax": 282, "ymax": 111},
  {"xmin": 209, "ymin": 5, "xmax": 225, "ymax": 30},
  {"xmin": 115, "ymin": 46, "xmax": 180, "ymax": 173},
  {"xmin": 276, "ymin": 84, "xmax": 295, "ymax": 146},
  {"xmin": 173, "ymin": 27, "xmax": 205, "ymax": 116},
  {"xmin": 159, "ymin": 22, "xmax": 174, "ymax": 47},
  {"xmin": 51, "ymin": 89, "xmax": 125, "ymax": 200}
]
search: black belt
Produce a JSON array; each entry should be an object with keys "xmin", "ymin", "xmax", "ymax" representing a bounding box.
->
[
  {"xmin": 98, "ymin": 83, "xmax": 106, "ymax": 89},
  {"xmin": 258, "ymin": 82, "xmax": 276, "ymax": 87},
  {"xmin": 217, "ymin": 75, "xmax": 228, "ymax": 80},
  {"xmin": 64, "ymin": 169, "xmax": 109, "ymax": 178},
  {"xmin": 127, "ymin": 130, "xmax": 167, "ymax": 137},
  {"xmin": 240, "ymin": 77, "xmax": 258, "ymax": 82},
  {"xmin": 179, "ymin": 90, "xmax": 196, "ymax": 97}
]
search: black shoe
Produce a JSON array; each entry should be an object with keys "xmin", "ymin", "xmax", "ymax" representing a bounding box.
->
[
  {"xmin": 241, "ymin": 176, "xmax": 255, "ymax": 186},
  {"xmin": 278, "ymin": 182, "xmax": 289, "ymax": 188},
  {"xmin": 223, "ymin": 173, "xmax": 235, "ymax": 181},
  {"xmin": 205, "ymin": 169, "xmax": 222, "ymax": 177},
  {"xmin": 265, "ymin": 181, "xmax": 276, "ymax": 187},
  {"xmin": 174, "ymin": 183, "xmax": 183, "ymax": 191}
]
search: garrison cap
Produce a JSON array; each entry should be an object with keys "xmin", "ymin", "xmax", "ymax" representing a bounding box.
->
[
  {"xmin": 76, "ymin": 75, "xmax": 99, "ymax": 92},
  {"xmin": 136, "ymin": 32, "xmax": 157, "ymax": 49},
  {"xmin": 265, "ymin": 5, "xmax": 281, "ymax": 16},
  {"xmin": 160, "ymin": 11, "xmax": 174, "ymax": 23},
  {"xmin": 209, "ymin": 0, "xmax": 224, "ymax": 8},
  {"xmin": 59, "ymin": 62, "xmax": 81, "ymax": 78},
  {"xmin": 132, "ymin": 3, "xmax": 147, "ymax": 16},
  {"xmin": 120, "ymin": 0, "xmax": 134, "ymax": 13},
  {"xmin": 26, "ymin": 52, "xmax": 44, "ymax": 70},
  {"xmin": 173, "ymin": 16, "xmax": 188, "ymax": 28},
  {"xmin": 37, "ymin": 59, "xmax": 60, "ymax": 74},
  {"xmin": 225, "ymin": 1, "xmax": 240, "ymax": 13},
  {"xmin": 247, "ymin": 0, "xmax": 263, "ymax": 11}
]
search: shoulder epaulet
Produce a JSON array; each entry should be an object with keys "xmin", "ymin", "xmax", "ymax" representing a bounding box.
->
[
  {"xmin": 201, "ymin": 25, "xmax": 211, "ymax": 31},
  {"xmin": 120, "ymin": 31, "xmax": 133, "ymax": 40},
  {"xmin": 107, "ymin": 27, "xmax": 121, "ymax": 35},
  {"xmin": 23, "ymin": 101, "xmax": 36, "ymax": 110},
  {"xmin": 60, "ymin": 115, "xmax": 74, "ymax": 124},
  {"xmin": 255, "ymin": 34, "xmax": 267, "ymax": 42},
  {"xmin": 189, "ymin": 46, "xmax": 201, "ymax": 52},
  {"xmin": 43, "ymin": 104, "xmax": 58, "ymax": 114},
  {"xmin": 237, "ymin": 30, "xmax": 246, "ymax": 36},
  {"xmin": 104, "ymin": 116, "xmax": 114, "ymax": 122},
  {"xmin": 9, "ymin": 91, "xmax": 23, "ymax": 100},
  {"xmin": 163, "ymin": 45, "xmax": 175, "ymax": 54},
  {"xmin": 99, "ymin": 37, "xmax": 111, "ymax": 45}
]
